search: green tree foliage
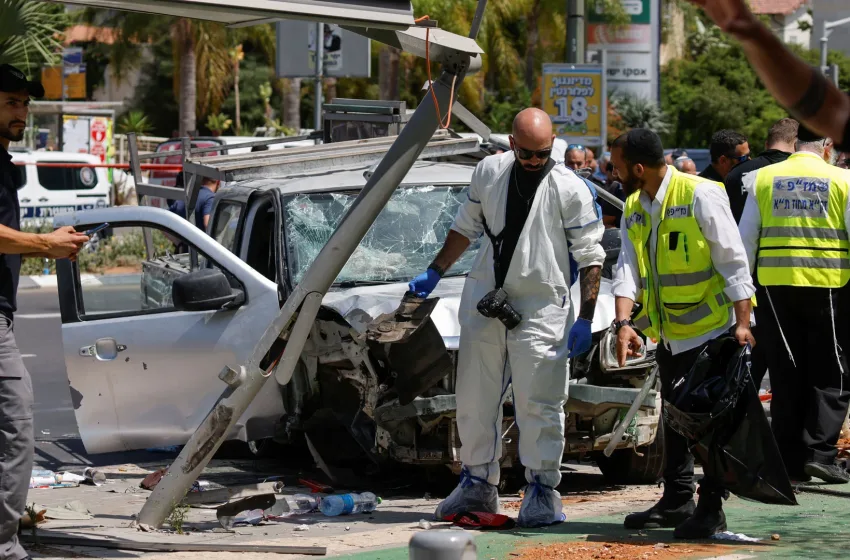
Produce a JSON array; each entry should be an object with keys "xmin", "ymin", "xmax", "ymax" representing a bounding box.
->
[
  {"xmin": 662, "ymin": 37, "xmax": 850, "ymax": 151},
  {"xmin": 0, "ymin": 0, "xmax": 66, "ymax": 74}
]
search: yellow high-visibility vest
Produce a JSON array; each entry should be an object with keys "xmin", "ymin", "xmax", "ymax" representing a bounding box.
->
[
  {"xmin": 754, "ymin": 152, "xmax": 850, "ymax": 288},
  {"xmin": 625, "ymin": 168, "xmax": 731, "ymax": 341}
]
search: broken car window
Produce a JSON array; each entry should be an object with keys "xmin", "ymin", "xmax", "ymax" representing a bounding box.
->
[{"xmin": 282, "ymin": 185, "xmax": 480, "ymax": 285}]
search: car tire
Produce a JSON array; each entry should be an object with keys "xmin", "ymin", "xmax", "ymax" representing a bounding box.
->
[{"xmin": 594, "ymin": 419, "xmax": 665, "ymax": 485}]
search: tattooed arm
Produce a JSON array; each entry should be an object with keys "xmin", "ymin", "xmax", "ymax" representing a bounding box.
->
[{"xmin": 578, "ymin": 265, "xmax": 602, "ymax": 322}]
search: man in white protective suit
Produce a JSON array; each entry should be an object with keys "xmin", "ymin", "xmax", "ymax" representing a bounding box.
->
[{"xmin": 408, "ymin": 108, "xmax": 606, "ymax": 527}]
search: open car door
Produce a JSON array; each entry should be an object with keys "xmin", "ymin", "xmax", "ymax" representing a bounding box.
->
[
  {"xmin": 54, "ymin": 0, "xmax": 415, "ymax": 29},
  {"xmin": 53, "ymin": 207, "xmax": 283, "ymax": 454}
]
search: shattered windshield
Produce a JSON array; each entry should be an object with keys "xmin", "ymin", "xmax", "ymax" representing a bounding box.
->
[{"xmin": 283, "ymin": 185, "xmax": 480, "ymax": 285}]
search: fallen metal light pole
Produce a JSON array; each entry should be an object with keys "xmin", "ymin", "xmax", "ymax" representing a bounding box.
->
[{"xmin": 136, "ymin": 62, "xmax": 473, "ymax": 530}]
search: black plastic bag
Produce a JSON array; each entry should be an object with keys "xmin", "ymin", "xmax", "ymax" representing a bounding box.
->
[{"xmin": 663, "ymin": 335, "xmax": 797, "ymax": 506}]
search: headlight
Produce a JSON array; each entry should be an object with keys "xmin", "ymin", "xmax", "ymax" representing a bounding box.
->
[{"xmin": 599, "ymin": 328, "xmax": 655, "ymax": 371}]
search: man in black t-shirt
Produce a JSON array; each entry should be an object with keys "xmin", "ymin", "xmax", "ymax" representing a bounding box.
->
[
  {"xmin": 0, "ymin": 64, "xmax": 89, "ymax": 560},
  {"xmin": 725, "ymin": 118, "xmax": 797, "ymax": 224}
]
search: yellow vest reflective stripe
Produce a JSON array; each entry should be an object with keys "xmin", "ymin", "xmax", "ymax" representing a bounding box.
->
[
  {"xmin": 625, "ymin": 168, "xmax": 732, "ymax": 341},
  {"xmin": 754, "ymin": 152, "xmax": 850, "ymax": 288}
]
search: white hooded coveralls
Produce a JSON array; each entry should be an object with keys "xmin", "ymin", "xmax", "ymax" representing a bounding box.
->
[{"xmin": 450, "ymin": 152, "xmax": 606, "ymax": 487}]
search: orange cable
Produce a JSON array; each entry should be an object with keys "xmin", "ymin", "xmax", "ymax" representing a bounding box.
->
[{"xmin": 415, "ymin": 15, "xmax": 455, "ymax": 129}]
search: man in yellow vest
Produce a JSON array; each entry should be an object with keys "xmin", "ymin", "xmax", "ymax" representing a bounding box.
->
[
  {"xmin": 611, "ymin": 129, "xmax": 756, "ymax": 538},
  {"xmin": 738, "ymin": 124, "xmax": 850, "ymax": 485}
]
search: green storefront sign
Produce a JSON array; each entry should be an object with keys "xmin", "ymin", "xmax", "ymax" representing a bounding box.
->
[{"xmin": 587, "ymin": 0, "xmax": 650, "ymax": 25}]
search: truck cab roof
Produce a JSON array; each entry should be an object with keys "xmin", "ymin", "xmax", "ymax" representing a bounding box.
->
[{"xmin": 220, "ymin": 160, "xmax": 476, "ymax": 202}]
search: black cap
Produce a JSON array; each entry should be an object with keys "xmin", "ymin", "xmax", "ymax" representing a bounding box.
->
[
  {"xmin": 0, "ymin": 64, "xmax": 45, "ymax": 98},
  {"xmin": 796, "ymin": 123, "xmax": 825, "ymax": 143}
]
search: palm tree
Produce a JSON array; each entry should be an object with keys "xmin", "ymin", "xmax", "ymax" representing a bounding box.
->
[
  {"xmin": 609, "ymin": 91, "xmax": 670, "ymax": 135},
  {"xmin": 0, "ymin": 0, "xmax": 65, "ymax": 74},
  {"xmin": 86, "ymin": 11, "xmax": 233, "ymax": 136}
]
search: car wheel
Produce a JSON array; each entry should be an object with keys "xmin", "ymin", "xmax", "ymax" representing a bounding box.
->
[{"xmin": 594, "ymin": 419, "xmax": 665, "ymax": 485}]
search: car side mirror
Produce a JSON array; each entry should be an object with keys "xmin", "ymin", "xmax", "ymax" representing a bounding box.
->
[{"xmin": 172, "ymin": 268, "xmax": 244, "ymax": 312}]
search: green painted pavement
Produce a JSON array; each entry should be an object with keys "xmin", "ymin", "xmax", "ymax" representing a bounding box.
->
[{"xmin": 335, "ymin": 491, "xmax": 850, "ymax": 559}]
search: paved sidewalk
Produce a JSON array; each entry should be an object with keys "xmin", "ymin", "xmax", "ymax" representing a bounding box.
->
[{"xmin": 22, "ymin": 458, "xmax": 843, "ymax": 560}]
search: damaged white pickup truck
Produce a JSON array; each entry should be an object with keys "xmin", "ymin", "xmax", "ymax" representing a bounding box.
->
[{"xmin": 54, "ymin": 159, "xmax": 662, "ymax": 486}]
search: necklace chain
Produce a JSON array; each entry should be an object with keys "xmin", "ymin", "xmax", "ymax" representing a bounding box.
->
[{"xmin": 513, "ymin": 165, "xmax": 535, "ymax": 210}]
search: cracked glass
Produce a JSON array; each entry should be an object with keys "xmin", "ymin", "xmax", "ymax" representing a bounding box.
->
[{"xmin": 283, "ymin": 185, "xmax": 480, "ymax": 285}]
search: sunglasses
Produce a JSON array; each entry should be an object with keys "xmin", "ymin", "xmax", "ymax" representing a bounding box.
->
[
  {"xmin": 732, "ymin": 153, "xmax": 750, "ymax": 164},
  {"xmin": 567, "ymin": 144, "xmax": 585, "ymax": 151},
  {"xmin": 514, "ymin": 145, "xmax": 553, "ymax": 160}
]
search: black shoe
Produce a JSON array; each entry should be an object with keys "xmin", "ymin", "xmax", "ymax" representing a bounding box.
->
[
  {"xmin": 804, "ymin": 461, "xmax": 850, "ymax": 484},
  {"xmin": 673, "ymin": 491, "xmax": 726, "ymax": 539},
  {"xmin": 624, "ymin": 496, "xmax": 695, "ymax": 529}
]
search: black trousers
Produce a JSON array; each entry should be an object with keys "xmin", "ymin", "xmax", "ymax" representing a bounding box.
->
[
  {"xmin": 657, "ymin": 341, "xmax": 723, "ymax": 502},
  {"xmin": 758, "ymin": 285, "xmax": 850, "ymax": 476}
]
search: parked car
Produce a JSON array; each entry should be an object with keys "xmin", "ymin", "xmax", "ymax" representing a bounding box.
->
[
  {"xmin": 54, "ymin": 160, "xmax": 661, "ymax": 485},
  {"xmin": 10, "ymin": 149, "xmax": 111, "ymax": 227}
]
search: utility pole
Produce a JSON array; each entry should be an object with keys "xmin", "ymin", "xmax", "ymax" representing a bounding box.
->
[
  {"xmin": 314, "ymin": 22, "xmax": 324, "ymax": 144},
  {"xmin": 820, "ymin": 16, "xmax": 850, "ymax": 84},
  {"xmin": 567, "ymin": 0, "xmax": 586, "ymax": 63}
]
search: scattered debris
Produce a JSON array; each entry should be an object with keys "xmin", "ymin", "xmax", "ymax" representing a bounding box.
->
[
  {"xmin": 21, "ymin": 505, "xmax": 46, "ymax": 528},
  {"xmin": 216, "ymin": 495, "xmax": 276, "ymax": 530},
  {"xmin": 58, "ymin": 472, "xmax": 86, "ymax": 484},
  {"xmin": 771, "ymin": 533, "xmax": 781, "ymax": 541},
  {"xmin": 140, "ymin": 468, "xmax": 168, "ymax": 491},
  {"xmin": 29, "ymin": 469, "xmax": 57, "ymax": 488},
  {"xmin": 418, "ymin": 519, "xmax": 432, "ymax": 530},
  {"xmin": 190, "ymin": 480, "xmax": 212, "ymax": 492},
  {"xmin": 298, "ymin": 478, "xmax": 333, "ymax": 494},
  {"xmin": 654, "ymin": 543, "xmax": 670, "ymax": 549},
  {"xmin": 19, "ymin": 534, "xmax": 326, "ymax": 555},
  {"xmin": 345, "ymin": 526, "xmax": 351, "ymax": 531},
  {"xmin": 513, "ymin": 541, "xmax": 730, "ymax": 560},
  {"xmin": 182, "ymin": 482, "xmax": 280, "ymax": 506},
  {"xmin": 41, "ymin": 501, "xmax": 93, "ymax": 521},
  {"xmin": 293, "ymin": 524, "xmax": 310, "ymax": 531},
  {"xmin": 711, "ymin": 531, "xmax": 762, "ymax": 543},
  {"xmin": 84, "ymin": 468, "xmax": 106, "ymax": 486}
]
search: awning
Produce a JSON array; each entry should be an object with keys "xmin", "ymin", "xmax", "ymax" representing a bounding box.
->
[{"xmin": 55, "ymin": 0, "xmax": 415, "ymax": 30}]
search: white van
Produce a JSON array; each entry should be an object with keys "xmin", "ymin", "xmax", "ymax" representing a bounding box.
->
[{"xmin": 10, "ymin": 150, "xmax": 111, "ymax": 226}]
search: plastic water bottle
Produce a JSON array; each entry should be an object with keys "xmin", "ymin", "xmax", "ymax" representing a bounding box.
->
[
  {"xmin": 42, "ymin": 258, "xmax": 49, "ymax": 276},
  {"xmin": 266, "ymin": 494, "xmax": 321, "ymax": 517},
  {"xmin": 319, "ymin": 492, "xmax": 381, "ymax": 516}
]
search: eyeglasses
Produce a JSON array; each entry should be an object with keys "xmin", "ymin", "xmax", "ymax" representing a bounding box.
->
[{"xmin": 567, "ymin": 144, "xmax": 585, "ymax": 151}]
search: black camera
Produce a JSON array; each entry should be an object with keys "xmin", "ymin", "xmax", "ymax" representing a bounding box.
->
[{"xmin": 477, "ymin": 288, "xmax": 522, "ymax": 330}]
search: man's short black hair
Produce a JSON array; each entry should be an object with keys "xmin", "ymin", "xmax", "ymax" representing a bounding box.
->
[
  {"xmin": 709, "ymin": 129, "xmax": 747, "ymax": 163},
  {"xmin": 611, "ymin": 129, "xmax": 665, "ymax": 168}
]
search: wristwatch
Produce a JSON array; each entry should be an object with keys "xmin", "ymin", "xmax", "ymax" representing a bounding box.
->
[{"xmin": 612, "ymin": 319, "xmax": 634, "ymax": 333}]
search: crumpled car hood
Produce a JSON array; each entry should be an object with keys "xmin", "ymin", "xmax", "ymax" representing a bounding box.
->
[
  {"xmin": 319, "ymin": 276, "xmax": 620, "ymax": 352},
  {"xmin": 321, "ymin": 277, "xmax": 465, "ymax": 349}
]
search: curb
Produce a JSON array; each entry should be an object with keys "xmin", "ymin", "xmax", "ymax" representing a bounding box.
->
[{"xmin": 19, "ymin": 273, "xmax": 140, "ymax": 290}]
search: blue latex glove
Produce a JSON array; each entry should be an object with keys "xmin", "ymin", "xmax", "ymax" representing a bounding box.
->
[
  {"xmin": 408, "ymin": 268, "xmax": 442, "ymax": 298},
  {"xmin": 567, "ymin": 318, "xmax": 593, "ymax": 358}
]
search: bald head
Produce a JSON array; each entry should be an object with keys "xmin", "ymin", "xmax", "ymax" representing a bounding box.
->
[{"xmin": 510, "ymin": 108, "xmax": 555, "ymax": 171}]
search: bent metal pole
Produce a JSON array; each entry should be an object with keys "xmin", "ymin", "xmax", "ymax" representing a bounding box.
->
[{"xmin": 136, "ymin": 65, "xmax": 471, "ymax": 529}]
